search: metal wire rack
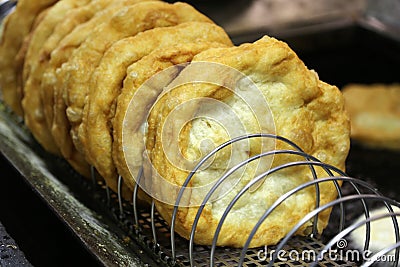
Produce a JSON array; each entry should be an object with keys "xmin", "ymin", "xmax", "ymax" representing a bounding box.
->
[
  {"xmin": 1, "ymin": 1, "xmax": 400, "ymax": 266},
  {"xmin": 2, "ymin": 97, "xmax": 400, "ymax": 266},
  {"xmin": 90, "ymin": 133, "xmax": 400, "ymax": 267}
]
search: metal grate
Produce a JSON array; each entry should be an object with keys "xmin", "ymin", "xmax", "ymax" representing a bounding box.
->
[
  {"xmin": 1, "ymin": 1, "xmax": 400, "ymax": 265},
  {"xmin": 2, "ymin": 98, "xmax": 398, "ymax": 266},
  {"xmin": 90, "ymin": 134, "xmax": 400, "ymax": 266},
  {"xmin": 102, "ymin": 181, "xmax": 358, "ymax": 267}
]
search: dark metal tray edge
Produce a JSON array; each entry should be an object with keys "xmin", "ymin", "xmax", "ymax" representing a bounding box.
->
[
  {"xmin": 1, "ymin": 13, "xmax": 399, "ymax": 267},
  {"xmin": 0, "ymin": 107, "xmax": 153, "ymax": 267}
]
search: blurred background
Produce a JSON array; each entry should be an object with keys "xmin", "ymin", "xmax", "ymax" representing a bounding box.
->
[{"xmin": 167, "ymin": 0, "xmax": 398, "ymax": 36}]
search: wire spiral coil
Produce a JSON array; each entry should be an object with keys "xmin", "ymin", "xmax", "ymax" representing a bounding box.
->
[
  {"xmin": 95, "ymin": 133, "xmax": 400, "ymax": 266},
  {"xmin": 1, "ymin": 0, "xmax": 399, "ymax": 265}
]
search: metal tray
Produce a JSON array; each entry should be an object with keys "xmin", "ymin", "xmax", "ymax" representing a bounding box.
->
[{"xmin": 1, "ymin": 13, "xmax": 400, "ymax": 267}]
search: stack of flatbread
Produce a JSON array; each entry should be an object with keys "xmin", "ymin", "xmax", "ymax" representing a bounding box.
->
[{"xmin": 0, "ymin": 0, "xmax": 350, "ymax": 248}]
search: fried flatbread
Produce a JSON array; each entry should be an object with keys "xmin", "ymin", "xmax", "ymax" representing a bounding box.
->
[
  {"xmin": 114, "ymin": 41, "xmax": 232, "ymax": 192},
  {"xmin": 343, "ymin": 83, "xmax": 400, "ymax": 150},
  {"xmin": 0, "ymin": 0, "xmax": 58, "ymax": 115},
  {"xmin": 81, "ymin": 21, "xmax": 232, "ymax": 192},
  {"xmin": 41, "ymin": 0, "xmax": 150, "ymax": 131},
  {"xmin": 61, "ymin": 1, "xmax": 213, "ymax": 162},
  {"xmin": 145, "ymin": 36, "xmax": 350, "ymax": 247},
  {"xmin": 38, "ymin": 0, "xmax": 116, "ymax": 133},
  {"xmin": 21, "ymin": 0, "xmax": 90, "ymax": 155},
  {"xmin": 17, "ymin": 8, "xmax": 51, "ymax": 85},
  {"xmin": 46, "ymin": 0, "xmax": 148, "ymax": 177},
  {"xmin": 53, "ymin": 1, "xmax": 211, "ymax": 181}
]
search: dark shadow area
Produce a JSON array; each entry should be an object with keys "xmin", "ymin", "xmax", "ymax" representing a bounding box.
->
[{"xmin": 0, "ymin": 154, "xmax": 103, "ymax": 267}]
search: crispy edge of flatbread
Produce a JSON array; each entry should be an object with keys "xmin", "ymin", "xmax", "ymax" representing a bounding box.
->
[
  {"xmin": 146, "ymin": 36, "xmax": 350, "ymax": 247},
  {"xmin": 21, "ymin": 0, "xmax": 91, "ymax": 155},
  {"xmin": 46, "ymin": 0, "xmax": 149, "ymax": 178},
  {"xmin": 39, "ymin": 0, "xmax": 116, "ymax": 131},
  {"xmin": 82, "ymin": 21, "xmax": 232, "ymax": 192},
  {"xmin": 0, "ymin": 0, "xmax": 58, "ymax": 115},
  {"xmin": 113, "ymin": 41, "xmax": 232, "ymax": 193},
  {"xmin": 61, "ymin": 1, "xmax": 213, "ymax": 161}
]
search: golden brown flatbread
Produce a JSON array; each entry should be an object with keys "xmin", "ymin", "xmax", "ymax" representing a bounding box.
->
[
  {"xmin": 114, "ymin": 41, "xmax": 235, "ymax": 197},
  {"xmin": 16, "ymin": 6, "xmax": 54, "ymax": 89},
  {"xmin": 0, "ymin": 0, "xmax": 58, "ymax": 115},
  {"xmin": 46, "ymin": 0, "xmax": 147, "ymax": 177},
  {"xmin": 60, "ymin": 0, "xmax": 213, "ymax": 166},
  {"xmin": 82, "ymin": 21, "xmax": 232, "ymax": 193},
  {"xmin": 41, "ymin": 0, "xmax": 151, "ymax": 132},
  {"xmin": 0, "ymin": 0, "xmax": 353, "ymax": 249},
  {"xmin": 144, "ymin": 36, "xmax": 350, "ymax": 247},
  {"xmin": 343, "ymin": 83, "xmax": 400, "ymax": 150},
  {"xmin": 21, "ymin": 0, "xmax": 91, "ymax": 155},
  {"xmin": 37, "ymin": 0, "xmax": 116, "ymax": 135}
]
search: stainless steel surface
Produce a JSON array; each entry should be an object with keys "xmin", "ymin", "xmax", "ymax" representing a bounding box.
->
[
  {"xmin": 0, "ymin": 108, "xmax": 155, "ymax": 267},
  {"xmin": 0, "ymin": 107, "xmax": 361, "ymax": 267},
  {"xmin": 2, "ymin": 98, "xmax": 400, "ymax": 266}
]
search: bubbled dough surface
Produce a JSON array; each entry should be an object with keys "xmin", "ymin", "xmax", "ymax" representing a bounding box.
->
[
  {"xmin": 21, "ymin": 0, "xmax": 91, "ymax": 155},
  {"xmin": 147, "ymin": 36, "xmax": 350, "ymax": 247},
  {"xmin": 39, "ymin": 0, "xmax": 120, "ymax": 132},
  {"xmin": 113, "ymin": 41, "xmax": 232, "ymax": 192},
  {"xmin": 52, "ymin": 0, "xmax": 211, "ymax": 178},
  {"xmin": 82, "ymin": 21, "xmax": 232, "ymax": 192},
  {"xmin": 0, "ymin": 0, "xmax": 58, "ymax": 115},
  {"xmin": 46, "ymin": 0, "xmax": 152, "ymax": 177},
  {"xmin": 60, "ymin": 0, "xmax": 212, "ymax": 153},
  {"xmin": 25, "ymin": 0, "xmax": 117, "ymax": 157}
]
